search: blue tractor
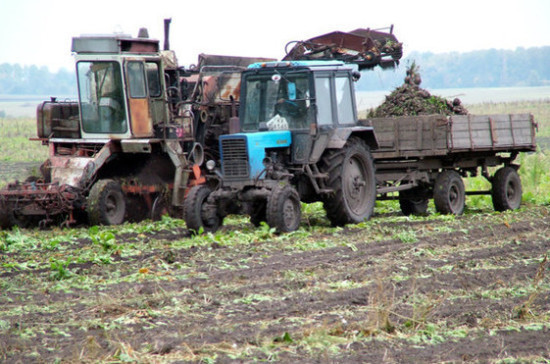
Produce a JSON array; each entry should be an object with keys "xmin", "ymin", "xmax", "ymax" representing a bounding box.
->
[{"xmin": 183, "ymin": 60, "xmax": 379, "ymax": 233}]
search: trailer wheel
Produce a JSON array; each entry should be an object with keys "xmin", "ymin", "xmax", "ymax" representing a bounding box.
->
[
  {"xmin": 266, "ymin": 184, "xmax": 301, "ymax": 233},
  {"xmin": 399, "ymin": 187, "xmax": 429, "ymax": 216},
  {"xmin": 87, "ymin": 179, "xmax": 126, "ymax": 226},
  {"xmin": 184, "ymin": 185, "xmax": 221, "ymax": 234},
  {"xmin": 322, "ymin": 137, "xmax": 376, "ymax": 226},
  {"xmin": 433, "ymin": 170, "xmax": 465, "ymax": 215},
  {"xmin": 492, "ymin": 166, "xmax": 522, "ymax": 211}
]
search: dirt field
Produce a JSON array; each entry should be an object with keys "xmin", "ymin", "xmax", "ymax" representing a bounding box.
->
[{"xmin": 1, "ymin": 202, "xmax": 549, "ymax": 363}]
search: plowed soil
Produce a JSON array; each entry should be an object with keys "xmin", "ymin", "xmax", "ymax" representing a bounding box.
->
[{"xmin": 1, "ymin": 204, "xmax": 550, "ymax": 363}]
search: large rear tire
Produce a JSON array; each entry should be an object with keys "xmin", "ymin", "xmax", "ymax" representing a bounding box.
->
[
  {"xmin": 266, "ymin": 184, "xmax": 301, "ymax": 233},
  {"xmin": 321, "ymin": 138, "xmax": 376, "ymax": 226},
  {"xmin": 184, "ymin": 185, "xmax": 221, "ymax": 234},
  {"xmin": 492, "ymin": 166, "xmax": 522, "ymax": 211},
  {"xmin": 87, "ymin": 179, "xmax": 126, "ymax": 226},
  {"xmin": 433, "ymin": 170, "xmax": 465, "ymax": 215}
]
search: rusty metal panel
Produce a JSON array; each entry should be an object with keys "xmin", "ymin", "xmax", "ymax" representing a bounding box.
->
[
  {"xmin": 129, "ymin": 98, "xmax": 153, "ymax": 137},
  {"xmin": 194, "ymin": 54, "xmax": 276, "ymax": 105},
  {"xmin": 283, "ymin": 28, "xmax": 402, "ymax": 69},
  {"xmin": 37, "ymin": 100, "xmax": 80, "ymax": 139}
]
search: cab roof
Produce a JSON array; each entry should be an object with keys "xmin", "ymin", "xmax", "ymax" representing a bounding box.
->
[{"xmin": 248, "ymin": 60, "xmax": 350, "ymax": 70}]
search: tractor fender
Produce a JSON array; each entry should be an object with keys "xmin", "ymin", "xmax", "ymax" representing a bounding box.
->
[{"xmin": 326, "ymin": 126, "xmax": 379, "ymax": 150}]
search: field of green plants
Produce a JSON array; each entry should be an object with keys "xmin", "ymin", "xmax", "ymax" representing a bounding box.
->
[{"xmin": 1, "ymin": 100, "xmax": 550, "ymax": 362}]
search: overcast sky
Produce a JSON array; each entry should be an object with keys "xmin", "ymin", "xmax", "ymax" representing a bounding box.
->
[{"xmin": 1, "ymin": 0, "xmax": 549, "ymax": 72}]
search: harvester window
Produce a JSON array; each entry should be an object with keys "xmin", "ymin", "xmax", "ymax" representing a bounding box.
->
[
  {"xmin": 335, "ymin": 76, "xmax": 355, "ymax": 124},
  {"xmin": 77, "ymin": 61, "xmax": 127, "ymax": 134},
  {"xmin": 146, "ymin": 62, "xmax": 161, "ymax": 97},
  {"xmin": 127, "ymin": 61, "xmax": 147, "ymax": 98}
]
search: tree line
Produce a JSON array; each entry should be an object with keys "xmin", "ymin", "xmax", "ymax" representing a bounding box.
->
[
  {"xmin": 1, "ymin": 46, "xmax": 549, "ymax": 95},
  {"xmin": 358, "ymin": 46, "xmax": 550, "ymax": 91},
  {"xmin": 0, "ymin": 64, "xmax": 76, "ymax": 96}
]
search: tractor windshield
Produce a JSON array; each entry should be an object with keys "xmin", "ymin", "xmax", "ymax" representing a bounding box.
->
[
  {"xmin": 77, "ymin": 61, "xmax": 127, "ymax": 134},
  {"xmin": 241, "ymin": 71, "xmax": 310, "ymax": 131}
]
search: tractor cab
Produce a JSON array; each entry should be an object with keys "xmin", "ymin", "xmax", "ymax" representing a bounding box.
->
[
  {"xmin": 72, "ymin": 34, "xmax": 169, "ymax": 139},
  {"xmin": 240, "ymin": 60, "xmax": 358, "ymax": 133},
  {"xmin": 217, "ymin": 60, "xmax": 376, "ymax": 182}
]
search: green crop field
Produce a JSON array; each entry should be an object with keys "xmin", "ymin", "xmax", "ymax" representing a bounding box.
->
[{"xmin": 1, "ymin": 100, "xmax": 550, "ymax": 363}]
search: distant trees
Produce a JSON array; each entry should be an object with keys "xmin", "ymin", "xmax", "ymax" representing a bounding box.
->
[
  {"xmin": 0, "ymin": 64, "xmax": 76, "ymax": 95},
  {"xmin": 356, "ymin": 46, "xmax": 550, "ymax": 91},
  {"xmin": 1, "ymin": 46, "xmax": 549, "ymax": 95}
]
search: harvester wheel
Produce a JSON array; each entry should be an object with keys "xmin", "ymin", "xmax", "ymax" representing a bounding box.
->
[
  {"xmin": 399, "ymin": 187, "xmax": 429, "ymax": 216},
  {"xmin": 184, "ymin": 185, "xmax": 221, "ymax": 234},
  {"xmin": 433, "ymin": 170, "xmax": 465, "ymax": 215},
  {"xmin": 492, "ymin": 166, "xmax": 522, "ymax": 211},
  {"xmin": 266, "ymin": 184, "xmax": 301, "ymax": 233},
  {"xmin": 321, "ymin": 137, "xmax": 376, "ymax": 226},
  {"xmin": 87, "ymin": 179, "xmax": 126, "ymax": 226}
]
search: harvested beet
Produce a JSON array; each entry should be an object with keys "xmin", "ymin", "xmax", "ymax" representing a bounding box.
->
[{"xmin": 368, "ymin": 62, "xmax": 468, "ymax": 117}]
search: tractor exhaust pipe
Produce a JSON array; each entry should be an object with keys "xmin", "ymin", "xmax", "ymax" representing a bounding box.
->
[{"xmin": 163, "ymin": 18, "xmax": 172, "ymax": 51}]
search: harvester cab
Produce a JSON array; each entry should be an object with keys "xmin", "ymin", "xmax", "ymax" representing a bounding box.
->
[{"xmin": 1, "ymin": 22, "xmax": 200, "ymax": 229}]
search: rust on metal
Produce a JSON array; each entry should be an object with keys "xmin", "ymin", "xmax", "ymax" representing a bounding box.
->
[
  {"xmin": 283, "ymin": 27, "xmax": 403, "ymax": 70},
  {"xmin": 129, "ymin": 97, "xmax": 153, "ymax": 137}
]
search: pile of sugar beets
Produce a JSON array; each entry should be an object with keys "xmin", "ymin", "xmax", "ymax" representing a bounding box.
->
[{"xmin": 368, "ymin": 62, "xmax": 468, "ymax": 117}]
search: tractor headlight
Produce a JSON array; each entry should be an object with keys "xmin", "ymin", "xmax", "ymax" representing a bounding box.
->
[{"xmin": 206, "ymin": 160, "xmax": 216, "ymax": 171}]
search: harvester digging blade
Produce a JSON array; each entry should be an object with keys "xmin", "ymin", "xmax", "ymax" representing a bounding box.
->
[{"xmin": 283, "ymin": 27, "xmax": 403, "ymax": 70}]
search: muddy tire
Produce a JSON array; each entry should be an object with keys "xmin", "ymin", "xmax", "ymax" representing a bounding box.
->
[
  {"xmin": 266, "ymin": 184, "xmax": 301, "ymax": 233},
  {"xmin": 492, "ymin": 166, "xmax": 522, "ymax": 211},
  {"xmin": 87, "ymin": 179, "xmax": 126, "ymax": 226},
  {"xmin": 184, "ymin": 185, "xmax": 221, "ymax": 234},
  {"xmin": 321, "ymin": 137, "xmax": 376, "ymax": 226},
  {"xmin": 433, "ymin": 170, "xmax": 465, "ymax": 215},
  {"xmin": 399, "ymin": 187, "xmax": 429, "ymax": 216}
]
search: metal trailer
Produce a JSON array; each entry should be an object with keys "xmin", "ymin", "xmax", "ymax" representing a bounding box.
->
[{"xmin": 368, "ymin": 114, "xmax": 537, "ymax": 215}]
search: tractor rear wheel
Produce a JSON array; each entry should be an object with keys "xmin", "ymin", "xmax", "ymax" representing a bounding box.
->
[
  {"xmin": 321, "ymin": 137, "xmax": 376, "ymax": 226},
  {"xmin": 184, "ymin": 185, "xmax": 221, "ymax": 234},
  {"xmin": 87, "ymin": 179, "xmax": 126, "ymax": 226},
  {"xmin": 266, "ymin": 184, "xmax": 301, "ymax": 233}
]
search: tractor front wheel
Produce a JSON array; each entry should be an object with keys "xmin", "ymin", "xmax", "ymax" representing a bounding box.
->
[
  {"xmin": 184, "ymin": 185, "xmax": 222, "ymax": 234},
  {"xmin": 266, "ymin": 184, "xmax": 301, "ymax": 233}
]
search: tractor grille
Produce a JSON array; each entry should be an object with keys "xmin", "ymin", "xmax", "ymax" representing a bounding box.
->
[{"xmin": 221, "ymin": 137, "xmax": 249, "ymax": 179}]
